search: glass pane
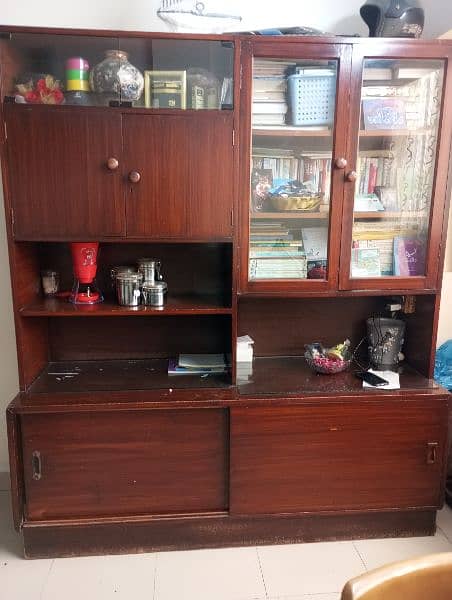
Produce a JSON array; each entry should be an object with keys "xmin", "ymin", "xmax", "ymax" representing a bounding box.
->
[
  {"xmin": 351, "ymin": 58, "xmax": 445, "ymax": 279},
  {"xmin": 119, "ymin": 38, "xmax": 234, "ymax": 109},
  {"xmin": 7, "ymin": 33, "xmax": 121, "ymax": 107},
  {"xmin": 249, "ymin": 58, "xmax": 337, "ymax": 281}
]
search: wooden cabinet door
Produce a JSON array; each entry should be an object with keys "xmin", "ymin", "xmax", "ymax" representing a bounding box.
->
[
  {"xmin": 21, "ymin": 408, "xmax": 228, "ymax": 520},
  {"xmin": 5, "ymin": 104, "xmax": 125, "ymax": 240},
  {"xmin": 123, "ymin": 112, "xmax": 234, "ymax": 239},
  {"xmin": 230, "ymin": 400, "xmax": 447, "ymax": 515}
]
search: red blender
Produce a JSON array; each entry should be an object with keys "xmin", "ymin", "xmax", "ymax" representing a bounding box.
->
[{"xmin": 69, "ymin": 242, "xmax": 103, "ymax": 304}]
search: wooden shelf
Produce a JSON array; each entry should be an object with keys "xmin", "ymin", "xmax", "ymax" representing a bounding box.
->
[
  {"xmin": 253, "ymin": 126, "xmax": 431, "ymax": 138},
  {"xmin": 29, "ymin": 359, "xmax": 232, "ymax": 394},
  {"xmin": 238, "ymin": 356, "xmax": 442, "ymax": 397},
  {"xmin": 250, "ymin": 211, "xmax": 426, "ymax": 221},
  {"xmin": 19, "ymin": 296, "xmax": 232, "ymax": 317},
  {"xmin": 251, "ymin": 211, "xmax": 328, "ymax": 220}
]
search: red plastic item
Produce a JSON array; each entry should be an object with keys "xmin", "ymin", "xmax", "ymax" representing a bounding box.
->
[{"xmin": 71, "ymin": 242, "xmax": 99, "ymax": 283}]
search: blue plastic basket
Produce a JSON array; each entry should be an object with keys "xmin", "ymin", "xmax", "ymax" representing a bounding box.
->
[{"xmin": 287, "ymin": 70, "xmax": 336, "ymax": 126}]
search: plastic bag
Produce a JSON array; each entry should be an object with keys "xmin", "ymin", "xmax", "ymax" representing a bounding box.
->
[{"xmin": 434, "ymin": 340, "xmax": 452, "ymax": 390}]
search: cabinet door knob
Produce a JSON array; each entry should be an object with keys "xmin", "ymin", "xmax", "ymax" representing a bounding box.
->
[
  {"xmin": 334, "ymin": 157, "xmax": 347, "ymax": 169},
  {"xmin": 128, "ymin": 171, "xmax": 141, "ymax": 184},
  {"xmin": 345, "ymin": 170, "xmax": 357, "ymax": 182},
  {"xmin": 107, "ymin": 157, "xmax": 119, "ymax": 170}
]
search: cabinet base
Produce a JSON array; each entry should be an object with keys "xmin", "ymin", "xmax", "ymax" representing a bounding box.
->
[{"xmin": 22, "ymin": 510, "xmax": 437, "ymax": 559}]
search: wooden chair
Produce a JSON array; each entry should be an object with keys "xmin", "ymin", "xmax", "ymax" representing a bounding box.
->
[{"xmin": 341, "ymin": 553, "xmax": 452, "ymax": 600}]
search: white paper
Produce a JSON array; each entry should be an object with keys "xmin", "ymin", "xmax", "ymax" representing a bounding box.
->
[{"xmin": 362, "ymin": 369, "xmax": 400, "ymax": 390}]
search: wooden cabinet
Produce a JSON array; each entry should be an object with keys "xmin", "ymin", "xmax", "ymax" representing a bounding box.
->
[
  {"xmin": 230, "ymin": 401, "xmax": 448, "ymax": 515},
  {"xmin": 21, "ymin": 408, "xmax": 229, "ymax": 520},
  {"xmin": 124, "ymin": 112, "xmax": 234, "ymax": 239},
  {"xmin": 5, "ymin": 105, "xmax": 125, "ymax": 240}
]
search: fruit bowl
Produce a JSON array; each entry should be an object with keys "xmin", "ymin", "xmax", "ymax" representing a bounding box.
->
[{"xmin": 304, "ymin": 351, "xmax": 351, "ymax": 374}]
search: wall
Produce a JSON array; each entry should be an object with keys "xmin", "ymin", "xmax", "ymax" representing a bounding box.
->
[{"xmin": 0, "ymin": 1, "xmax": 452, "ymax": 472}]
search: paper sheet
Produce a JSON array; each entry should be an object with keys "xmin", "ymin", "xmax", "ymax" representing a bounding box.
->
[{"xmin": 362, "ymin": 369, "xmax": 400, "ymax": 390}]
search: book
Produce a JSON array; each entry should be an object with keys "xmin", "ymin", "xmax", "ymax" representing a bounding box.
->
[
  {"xmin": 178, "ymin": 354, "xmax": 228, "ymax": 369},
  {"xmin": 168, "ymin": 358, "xmax": 227, "ymax": 375},
  {"xmin": 362, "ymin": 98, "xmax": 407, "ymax": 130},
  {"xmin": 351, "ymin": 248, "xmax": 381, "ymax": 278},
  {"xmin": 300, "ymin": 227, "xmax": 328, "ymax": 259},
  {"xmin": 393, "ymin": 237, "xmax": 426, "ymax": 276}
]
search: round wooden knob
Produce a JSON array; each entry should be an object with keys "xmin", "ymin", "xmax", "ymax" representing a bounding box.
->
[
  {"xmin": 346, "ymin": 170, "xmax": 357, "ymax": 182},
  {"xmin": 334, "ymin": 157, "xmax": 347, "ymax": 169},
  {"xmin": 128, "ymin": 171, "xmax": 141, "ymax": 183},
  {"xmin": 107, "ymin": 157, "xmax": 119, "ymax": 170}
]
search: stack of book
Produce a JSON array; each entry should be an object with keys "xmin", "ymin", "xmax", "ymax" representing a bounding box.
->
[
  {"xmin": 252, "ymin": 59, "xmax": 294, "ymax": 126},
  {"xmin": 249, "ymin": 221, "xmax": 307, "ymax": 279},
  {"xmin": 168, "ymin": 354, "xmax": 229, "ymax": 375},
  {"xmin": 356, "ymin": 150, "xmax": 394, "ymax": 195}
]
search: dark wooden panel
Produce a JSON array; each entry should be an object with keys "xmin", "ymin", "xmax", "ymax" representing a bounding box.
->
[
  {"xmin": 124, "ymin": 112, "xmax": 233, "ymax": 239},
  {"xmin": 238, "ymin": 296, "xmax": 386, "ymax": 357},
  {"xmin": 21, "ymin": 510, "xmax": 436, "ymax": 559},
  {"xmin": 6, "ymin": 399, "xmax": 24, "ymax": 531},
  {"xmin": 5, "ymin": 104, "xmax": 124, "ymax": 239},
  {"xmin": 230, "ymin": 401, "xmax": 447, "ymax": 515},
  {"xmin": 48, "ymin": 315, "xmax": 231, "ymax": 360},
  {"xmin": 21, "ymin": 408, "xmax": 228, "ymax": 519}
]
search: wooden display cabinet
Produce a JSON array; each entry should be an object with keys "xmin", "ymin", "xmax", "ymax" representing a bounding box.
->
[{"xmin": 1, "ymin": 27, "xmax": 451, "ymax": 559}]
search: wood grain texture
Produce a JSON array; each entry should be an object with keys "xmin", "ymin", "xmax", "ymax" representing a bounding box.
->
[
  {"xmin": 5, "ymin": 104, "xmax": 125, "ymax": 239},
  {"xmin": 123, "ymin": 112, "xmax": 234, "ymax": 240},
  {"xmin": 6, "ymin": 398, "xmax": 24, "ymax": 530},
  {"xmin": 21, "ymin": 509, "xmax": 436, "ymax": 559},
  {"xmin": 230, "ymin": 401, "xmax": 448, "ymax": 515},
  {"xmin": 21, "ymin": 408, "xmax": 229, "ymax": 519}
]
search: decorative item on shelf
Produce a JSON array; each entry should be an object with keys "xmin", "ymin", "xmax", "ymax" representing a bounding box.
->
[
  {"xmin": 15, "ymin": 74, "xmax": 64, "ymax": 104},
  {"xmin": 156, "ymin": 0, "xmax": 242, "ymax": 33},
  {"xmin": 65, "ymin": 57, "xmax": 91, "ymax": 105},
  {"xmin": 90, "ymin": 50, "xmax": 144, "ymax": 103},
  {"xmin": 362, "ymin": 98, "xmax": 407, "ymax": 130},
  {"xmin": 69, "ymin": 242, "xmax": 103, "ymax": 304},
  {"xmin": 116, "ymin": 272, "xmax": 143, "ymax": 306},
  {"xmin": 187, "ymin": 68, "xmax": 220, "ymax": 109},
  {"xmin": 269, "ymin": 180, "xmax": 321, "ymax": 212},
  {"xmin": 41, "ymin": 270, "xmax": 59, "ymax": 297},
  {"xmin": 144, "ymin": 70, "xmax": 186, "ymax": 109},
  {"xmin": 360, "ymin": 0, "xmax": 424, "ymax": 38},
  {"xmin": 307, "ymin": 261, "xmax": 327, "ymax": 279},
  {"xmin": 251, "ymin": 168, "xmax": 272, "ymax": 212},
  {"xmin": 367, "ymin": 317, "xmax": 405, "ymax": 368},
  {"xmin": 304, "ymin": 340, "xmax": 351, "ymax": 374},
  {"xmin": 393, "ymin": 236, "xmax": 426, "ymax": 275}
]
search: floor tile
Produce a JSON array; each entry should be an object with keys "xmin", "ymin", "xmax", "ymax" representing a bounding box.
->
[
  {"xmin": 258, "ymin": 541, "xmax": 364, "ymax": 597},
  {"xmin": 354, "ymin": 530, "xmax": 452, "ymax": 571},
  {"xmin": 42, "ymin": 553, "xmax": 156, "ymax": 600},
  {"xmin": 436, "ymin": 505, "xmax": 452, "ymax": 542},
  {"xmin": 0, "ymin": 491, "xmax": 24, "ymax": 559},
  {"xmin": 155, "ymin": 546, "xmax": 265, "ymax": 600},
  {"xmin": 0, "ymin": 556, "xmax": 54, "ymax": 600},
  {"xmin": 270, "ymin": 595, "xmax": 340, "ymax": 600}
]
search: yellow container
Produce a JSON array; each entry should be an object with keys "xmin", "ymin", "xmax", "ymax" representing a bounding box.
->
[{"xmin": 66, "ymin": 79, "xmax": 90, "ymax": 92}]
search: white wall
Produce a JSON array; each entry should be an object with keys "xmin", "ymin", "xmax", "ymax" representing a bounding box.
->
[{"xmin": 0, "ymin": 1, "xmax": 452, "ymax": 472}]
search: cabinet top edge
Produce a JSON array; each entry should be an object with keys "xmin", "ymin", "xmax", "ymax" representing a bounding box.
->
[{"xmin": 1, "ymin": 25, "xmax": 452, "ymax": 47}]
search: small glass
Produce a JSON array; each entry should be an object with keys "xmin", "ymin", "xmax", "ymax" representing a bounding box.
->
[{"xmin": 41, "ymin": 270, "xmax": 59, "ymax": 297}]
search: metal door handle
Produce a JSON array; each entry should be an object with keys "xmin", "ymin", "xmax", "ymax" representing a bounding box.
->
[
  {"xmin": 32, "ymin": 451, "xmax": 42, "ymax": 480},
  {"xmin": 426, "ymin": 442, "xmax": 438, "ymax": 464}
]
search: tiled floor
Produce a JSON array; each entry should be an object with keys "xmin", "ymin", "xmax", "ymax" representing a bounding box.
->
[{"xmin": 1, "ymin": 488, "xmax": 452, "ymax": 600}]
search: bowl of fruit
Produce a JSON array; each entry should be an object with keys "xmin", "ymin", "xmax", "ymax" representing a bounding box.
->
[{"xmin": 304, "ymin": 340, "xmax": 351, "ymax": 374}]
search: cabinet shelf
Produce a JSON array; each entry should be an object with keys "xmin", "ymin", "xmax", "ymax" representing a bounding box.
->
[
  {"xmin": 238, "ymin": 356, "xmax": 442, "ymax": 397},
  {"xmin": 251, "ymin": 211, "xmax": 425, "ymax": 220},
  {"xmin": 252, "ymin": 126, "xmax": 431, "ymax": 138},
  {"xmin": 19, "ymin": 296, "xmax": 232, "ymax": 317},
  {"xmin": 28, "ymin": 359, "xmax": 232, "ymax": 394}
]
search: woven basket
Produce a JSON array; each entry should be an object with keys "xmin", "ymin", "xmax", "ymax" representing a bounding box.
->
[{"xmin": 271, "ymin": 196, "xmax": 321, "ymax": 211}]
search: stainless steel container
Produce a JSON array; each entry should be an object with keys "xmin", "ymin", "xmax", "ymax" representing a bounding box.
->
[
  {"xmin": 116, "ymin": 273, "xmax": 143, "ymax": 306},
  {"xmin": 142, "ymin": 281, "xmax": 167, "ymax": 306},
  {"xmin": 137, "ymin": 258, "xmax": 162, "ymax": 283},
  {"xmin": 110, "ymin": 265, "xmax": 137, "ymax": 289}
]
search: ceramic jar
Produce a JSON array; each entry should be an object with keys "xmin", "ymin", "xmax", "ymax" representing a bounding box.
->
[{"xmin": 90, "ymin": 50, "xmax": 144, "ymax": 102}]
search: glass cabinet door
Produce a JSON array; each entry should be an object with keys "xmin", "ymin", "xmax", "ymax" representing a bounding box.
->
[
  {"xmin": 342, "ymin": 56, "xmax": 448, "ymax": 290},
  {"xmin": 242, "ymin": 44, "xmax": 350, "ymax": 292}
]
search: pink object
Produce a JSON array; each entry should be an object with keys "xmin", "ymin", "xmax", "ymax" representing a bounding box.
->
[{"xmin": 66, "ymin": 57, "xmax": 89, "ymax": 71}]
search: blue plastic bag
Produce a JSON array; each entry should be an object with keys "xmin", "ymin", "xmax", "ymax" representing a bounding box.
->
[{"xmin": 434, "ymin": 340, "xmax": 452, "ymax": 390}]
